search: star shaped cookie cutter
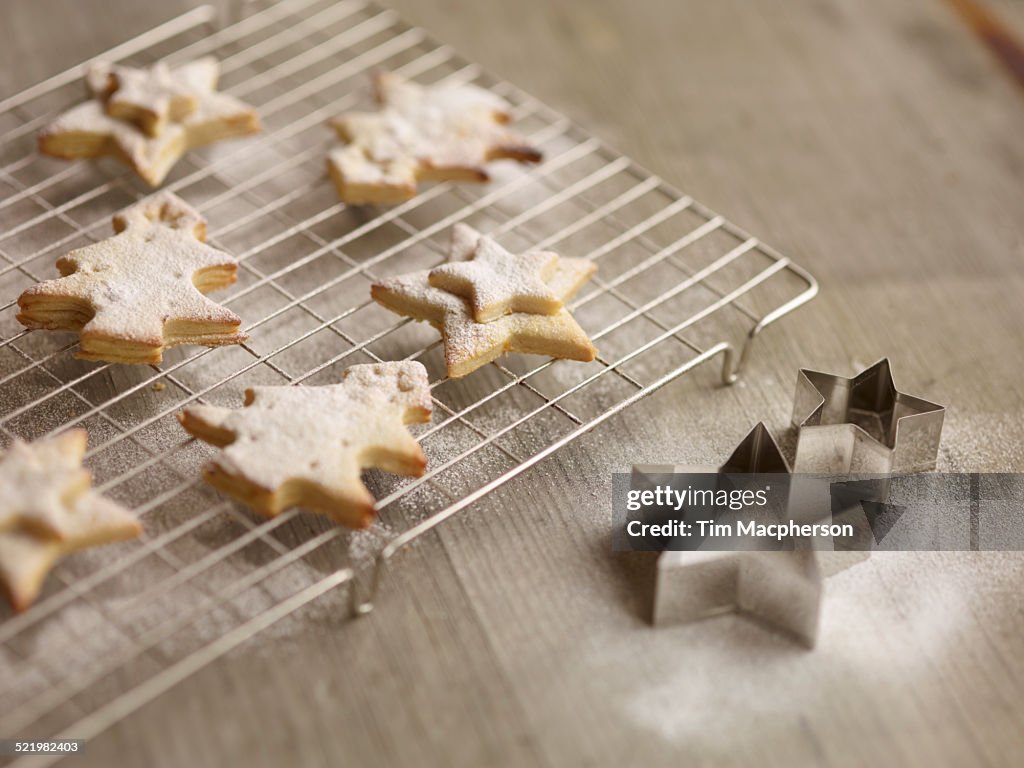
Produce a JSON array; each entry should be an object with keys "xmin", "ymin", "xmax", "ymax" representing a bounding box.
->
[
  {"xmin": 791, "ymin": 358, "xmax": 945, "ymax": 475},
  {"xmin": 636, "ymin": 422, "xmax": 868, "ymax": 648},
  {"xmin": 637, "ymin": 424, "xmax": 821, "ymax": 647}
]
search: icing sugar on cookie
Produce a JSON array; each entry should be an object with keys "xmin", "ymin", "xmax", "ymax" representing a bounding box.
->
[
  {"xmin": 95, "ymin": 61, "xmax": 199, "ymax": 138},
  {"xmin": 327, "ymin": 72, "xmax": 542, "ymax": 204},
  {"xmin": 178, "ymin": 361, "xmax": 433, "ymax": 529},
  {"xmin": 371, "ymin": 225, "xmax": 598, "ymax": 378},
  {"xmin": 39, "ymin": 57, "xmax": 260, "ymax": 186},
  {"xmin": 0, "ymin": 431, "xmax": 142, "ymax": 613},
  {"xmin": 16, "ymin": 192, "xmax": 246, "ymax": 364},
  {"xmin": 428, "ymin": 225, "xmax": 563, "ymax": 322}
]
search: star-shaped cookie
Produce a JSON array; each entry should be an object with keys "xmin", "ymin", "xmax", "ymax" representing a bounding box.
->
[
  {"xmin": 327, "ymin": 71, "xmax": 542, "ymax": 204},
  {"xmin": 17, "ymin": 192, "xmax": 246, "ymax": 364},
  {"xmin": 39, "ymin": 57, "xmax": 260, "ymax": 186},
  {"xmin": 371, "ymin": 226, "xmax": 598, "ymax": 378},
  {"xmin": 428, "ymin": 229, "xmax": 561, "ymax": 322},
  {"xmin": 92, "ymin": 61, "xmax": 198, "ymax": 138},
  {"xmin": 178, "ymin": 361, "xmax": 433, "ymax": 529},
  {"xmin": 0, "ymin": 431, "xmax": 142, "ymax": 613},
  {"xmin": 0, "ymin": 431, "xmax": 91, "ymax": 540}
]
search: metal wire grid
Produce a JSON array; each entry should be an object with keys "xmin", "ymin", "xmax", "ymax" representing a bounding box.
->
[{"xmin": 0, "ymin": 0, "xmax": 817, "ymax": 759}]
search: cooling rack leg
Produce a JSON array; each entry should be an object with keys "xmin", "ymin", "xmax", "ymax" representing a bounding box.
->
[
  {"xmin": 719, "ymin": 260, "xmax": 820, "ymax": 385},
  {"xmin": 347, "ymin": 576, "xmax": 373, "ymax": 617},
  {"xmin": 719, "ymin": 344, "xmax": 741, "ymax": 386},
  {"xmin": 718, "ymin": 330, "xmax": 756, "ymax": 386},
  {"xmin": 348, "ymin": 551, "xmax": 388, "ymax": 617},
  {"xmin": 718, "ymin": 324, "xmax": 786, "ymax": 386}
]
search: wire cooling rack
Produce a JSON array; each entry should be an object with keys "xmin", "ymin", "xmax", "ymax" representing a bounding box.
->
[{"xmin": 0, "ymin": 0, "xmax": 817, "ymax": 759}]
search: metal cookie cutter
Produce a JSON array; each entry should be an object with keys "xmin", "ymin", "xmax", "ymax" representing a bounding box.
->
[
  {"xmin": 637, "ymin": 423, "xmax": 823, "ymax": 648},
  {"xmin": 637, "ymin": 422, "xmax": 875, "ymax": 648},
  {"xmin": 792, "ymin": 358, "xmax": 945, "ymax": 474}
]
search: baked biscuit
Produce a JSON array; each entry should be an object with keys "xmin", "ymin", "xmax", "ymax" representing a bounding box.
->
[
  {"xmin": 428, "ymin": 227, "xmax": 562, "ymax": 322},
  {"xmin": 371, "ymin": 226, "xmax": 597, "ymax": 378},
  {"xmin": 327, "ymin": 72, "xmax": 542, "ymax": 204},
  {"xmin": 0, "ymin": 431, "xmax": 142, "ymax": 613},
  {"xmin": 93, "ymin": 61, "xmax": 198, "ymax": 138},
  {"xmin": 178, "ymin": 361, "xmax": 433, "ymax": 529},
  {"xmin": 17, "ymin": 192, "xmax": 246, "ymax": 364},
  {"xmin": 39, "ymin": 57, "xmax": 260, "ymax": 186}
]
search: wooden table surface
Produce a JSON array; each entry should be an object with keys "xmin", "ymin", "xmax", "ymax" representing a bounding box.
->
[{"xmin": 3, "ymin": 1, "xmax": 1023, "ymax": 766}]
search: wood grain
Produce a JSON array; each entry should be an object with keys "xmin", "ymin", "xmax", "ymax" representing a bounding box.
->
[{"xmin": 1, "ymin": 1, "xmax": 1023, "ymax": 766}]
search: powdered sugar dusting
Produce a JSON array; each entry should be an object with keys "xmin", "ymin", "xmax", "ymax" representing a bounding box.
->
[
  {"xmin": 372, "ymin": 226, "xmax": 597, "ymax": 377},
  {"xmin": 17, "ymin": 192, "xmax": 243, "ymax": 361},
  {"xmin": 614, "ymin": 552, "xmax": 1019, "ymax": 748},
  {"xmin": 328, "ymin": 72, "xmax": 539, "ymax": 197},
  {"xmin": 181, "ymin": 361, "xmax": 432, "ymax": 522},
  {"xmin": 39, "ymin": 57, "xmax": 258, "ymax": 186},
  {"xmin": 429, "ymin": 233, "xmax": 561, "ymax": 321}
]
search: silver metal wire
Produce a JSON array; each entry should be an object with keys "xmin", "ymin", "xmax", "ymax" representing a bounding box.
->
[{"xmin": 0, "ymin": 0, "xmax": 817, "ymax": 760}]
